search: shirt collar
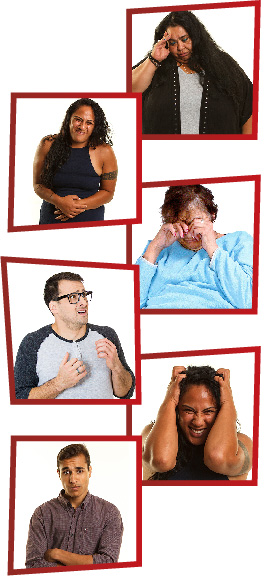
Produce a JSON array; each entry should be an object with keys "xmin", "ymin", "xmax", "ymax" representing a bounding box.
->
[{"xmin": 58, "ymin": 489, "xmax": 91, "ymax": 510}]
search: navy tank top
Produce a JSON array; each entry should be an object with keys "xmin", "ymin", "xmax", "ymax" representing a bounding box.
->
[{"xmin": 39, "ymin": 146, "xmax": 102, "ymax": 224}]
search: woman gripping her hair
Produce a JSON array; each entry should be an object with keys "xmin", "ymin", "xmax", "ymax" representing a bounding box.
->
[{"xmin": 142, "ymin": 366, "xmax": 253, "ymax": 481}]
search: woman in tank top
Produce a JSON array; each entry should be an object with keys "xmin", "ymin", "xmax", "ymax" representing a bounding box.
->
[
  {"xmin": 132, "ymin": 11, "xmax": 253, "ymax": 135},
  {"xmin": 33, "ymin": 98, "xmax": 118, "ymax": 224},
  {"xmin": 142, "ymin": 366, "xmax": 253, "ymax": 481}
]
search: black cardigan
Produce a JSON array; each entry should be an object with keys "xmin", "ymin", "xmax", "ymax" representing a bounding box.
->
[{"xmin": 133, "ymin": 55, "xmax": 253, "ymax": 135}]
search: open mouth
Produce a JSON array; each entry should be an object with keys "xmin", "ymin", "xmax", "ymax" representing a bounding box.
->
[{"xmin": 189, "ymin": 427, "xmax": 206, "ymax": 437}]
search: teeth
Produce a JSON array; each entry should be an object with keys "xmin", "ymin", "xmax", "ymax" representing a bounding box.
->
[{"xmin": 190, "ymin": 428, "xmax": 204, "ymax": 435}]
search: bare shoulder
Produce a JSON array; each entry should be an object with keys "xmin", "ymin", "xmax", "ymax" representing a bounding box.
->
[
  {"xmin": 36, "ymin": 134, "xmax": 57, "ymax": 156},
  {"xmin": 96, "ymin": 143, "xmax": 117, "ymax": 165}
]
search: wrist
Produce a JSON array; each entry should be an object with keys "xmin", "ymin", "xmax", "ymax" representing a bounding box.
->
[
  {"xmin": 148, "ymin": 53, "xmax": 162, "ymax": 67},
  {"xmin": 143, "ymin": 242, "xmax": 162, "ymax": 264},
  {"xmin": 204, "ymin": 242, "xmax": 218, "ymax": 259}
]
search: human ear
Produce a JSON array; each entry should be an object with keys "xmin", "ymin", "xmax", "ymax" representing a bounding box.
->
[{"xmin": 49, "ymin": 300, "xmax": 57, "ymax": 316}]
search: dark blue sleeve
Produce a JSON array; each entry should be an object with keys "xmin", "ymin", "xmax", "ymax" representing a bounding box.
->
[
  {"xmin": 14, "ymin": 326, "xmax": 51, "ymax": 399},
  {"xmin": 89, "ymin": 324, "xmax": 135, "ymax": 399}
]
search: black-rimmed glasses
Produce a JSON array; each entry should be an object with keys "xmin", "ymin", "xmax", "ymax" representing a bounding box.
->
[{"xmin": 55, "ymin": 291, "xmax": 92, "ymax": 304}]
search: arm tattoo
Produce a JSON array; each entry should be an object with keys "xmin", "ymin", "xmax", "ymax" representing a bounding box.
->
[
  {"xmin": 238, "ymin": 439, "xmax": 250, "ymax": 475},
  {"xmin": 101, "ymin": 169, "xmax": 118, "ymax": 180}
]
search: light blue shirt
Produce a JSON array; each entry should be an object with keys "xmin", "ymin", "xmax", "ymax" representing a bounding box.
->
[{"xmin": 136, "ymin": 232, "xmax": 253, "ymax": 309}]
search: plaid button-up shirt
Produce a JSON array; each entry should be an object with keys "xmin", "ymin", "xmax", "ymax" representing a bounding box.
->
[{"xmin": 26, "ymin": 490, "xmax": 123, "ymax": 567}]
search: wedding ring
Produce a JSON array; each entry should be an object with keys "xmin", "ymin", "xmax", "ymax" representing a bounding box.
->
[{"xmin": 76, "ymin": 367, "xmax": 80, "ymax": 374}]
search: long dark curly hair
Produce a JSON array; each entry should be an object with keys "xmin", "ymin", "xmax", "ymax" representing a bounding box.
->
[
  {"xmin": 40, "ymin": 98, "xmax": 113, "ymax": 188},
  {"xmin": 153, "ymin": 11, "xmax": 248, "ymax": 103},
  {"xmin": 161, "ymin": 184, "xmax": 218, "ymax": 224},
  {"xmin": 150, "ymin": 366, "xmax": 222, "ymax": 480}
]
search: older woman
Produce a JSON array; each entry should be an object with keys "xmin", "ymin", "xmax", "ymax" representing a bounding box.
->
[
  {"xmin": 136, "ymin": 184, "xmax": 253, "ymax": 309},
  {"xmin": 142, "ymin": 366, "xmax": 253, "ymax": 481},
  {"xmin": 132, "ymin": 11, "xmax": 253, "ymax": 134},
  {"xmin": 33, "ymin": 98, "xmax": 118, "ymax": 224}
]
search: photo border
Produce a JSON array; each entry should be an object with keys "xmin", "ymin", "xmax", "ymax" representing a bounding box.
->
[
  {"xmin": 126, "ymin": 1, "xmax": 260, "ymax": 140},
  {"xmin": 1, "ymin": 256, "xmax": 141, "ymax": 405},
  {"xmin": 131, "ymin": 174, "xmax": 260, "ymax": 315},
  {"xmin": 8, "ymin": 435, "xmax": 142, "ymax": 575},
  {"xmin": 8, "ymin": 92, "xmax": 142, "ymax": 232},
  {"xmin": 140, "ymin": 345, "xmax": 260, "ymax": 486}
]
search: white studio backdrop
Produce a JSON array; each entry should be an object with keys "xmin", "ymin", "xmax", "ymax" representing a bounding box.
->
[
  {"xmin": 13, "ymin": 97, "xmax": 137, "ymax": 226},
  {"xmin": 13, "ymin": 440, "xmax": 137, "ymax": 568},
  {"xmin": 132, "ymin": 5, "xmax": 255, "ymax": 81},
  {"xmin": 132, "ymin": 180, "xmax": 255, "ymax": 261},
  {"xmin": 1, "ymin": 0, "xmax": 268, "ymax": 587},
  {"xmin": 6, "ymin": 261, "xmax": 136, "ymax": 376}
]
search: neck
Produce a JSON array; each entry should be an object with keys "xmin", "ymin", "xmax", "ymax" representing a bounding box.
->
[{"xmin": 52, "ymin": 322, "xmax": 87, "ymax": 341}]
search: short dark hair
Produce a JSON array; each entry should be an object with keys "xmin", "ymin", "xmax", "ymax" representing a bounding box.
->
[
  {"xmin": 44, "ymin": 271, "xmax": 84, "ymax": 307},
  {"xmin": 57, "ymin": 443, "xmax": 91, "ymax": 470},
  {"xmin": 161, "ymin": 184, "xmax": 218, "ymax": 224}
]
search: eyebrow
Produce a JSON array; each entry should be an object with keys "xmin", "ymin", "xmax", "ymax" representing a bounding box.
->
[
  {"xmin": 181, "ymin": 404, "xmax": 217, "ymax": 410},
  {"xmin": 73, "ymin": 115, "xmax": 94, "ymax": 122},
  {"xmin": 61, "ymin": 466, "xmax": 86, "ymax": 471},
  {"xmin": 169, "ymin": 34, "xmax": 189, "ymax": 40}
]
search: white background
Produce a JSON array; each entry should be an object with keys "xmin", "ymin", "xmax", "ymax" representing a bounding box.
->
[
  {"xmin": 14, "ymin": 97, "xmax": 137, "ymax": 225},
  {"xmin": 0, "ymin": 0, "xmax": 268, "ymax": 586},
  {"xmin": 13, "ymin": 440, "xmax": 137, "ymax": 568}
]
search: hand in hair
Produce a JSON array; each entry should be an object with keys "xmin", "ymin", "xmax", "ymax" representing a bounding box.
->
[
  {"xmin": 214, "ymin": 368, "xmax": 233, "ymax": 405},
  {"xmin": 164, "ymin": 366, "xmax": 187, "ymax": 407},
  {"xmin": 143, "ymin": 222, "xmax": 188, "ymax": 264}
]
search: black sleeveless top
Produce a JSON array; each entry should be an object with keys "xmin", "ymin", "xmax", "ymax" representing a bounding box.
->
[
  {"xmin": 39, "ymin": 146, "xmax": 102, "ymax": 224},
  {"xmin": 166, "ymin": 447, "xmax": 229, "ymax": 481}
]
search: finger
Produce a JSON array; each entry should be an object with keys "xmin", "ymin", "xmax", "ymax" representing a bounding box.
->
[
  {"xmin": 164, "ymin": 223, "xmax": 177, "ymax": 238},
  {"xmin": 172, "ymin": 366, "xmax": 186, "ymax": 379},
  {"xmin": 60, "ymin": 352, "xmax": 69, "ymax": 367},
  {"xmin": 173, "ymin": 223, "xmax": 184, "ymax": 238}
]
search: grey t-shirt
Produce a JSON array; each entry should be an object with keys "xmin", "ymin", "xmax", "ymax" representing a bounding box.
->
[
  {"xmin": 178, "ymin": 67, "xmax": 203, "ymax": 134},
  {"xmin": 14, "ymin": 323, "xmax": 135, "ymax": 400}
]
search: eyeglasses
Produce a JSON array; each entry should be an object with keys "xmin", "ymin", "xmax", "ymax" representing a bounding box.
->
[{"xmin": 55, "ymin": 290, "xmax": 92, "ymax": 304}]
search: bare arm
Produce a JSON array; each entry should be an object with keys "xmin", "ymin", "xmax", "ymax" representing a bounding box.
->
[
  {"xmin": 204, "ymin": 369, "xmax": 252, "ymax": 478},
  {"xmin": 95, "ymin": 338, "xmax": 133, "ymax": 398},
  {"xmin": 242, "ymin": 115, "xmax": 252, "ymax": 134},
  {"xmin": 132, "ymin": 31, "xmax": 171, "ymax": 93},
  {"xmin": 142, "ymin": 367, "xmax": 186, "ymax": 479},
  {"xmin": 28, "ymin": 353, "xmax": 87, "ymax": 399}
]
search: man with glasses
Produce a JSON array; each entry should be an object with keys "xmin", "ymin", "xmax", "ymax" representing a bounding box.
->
[{"xmin": 14, "ymin": 272, "xmax": 135, "ymax": 399}]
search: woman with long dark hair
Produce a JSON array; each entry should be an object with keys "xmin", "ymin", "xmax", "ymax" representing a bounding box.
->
[
  {"xmin": 142, "ymin": 366, "xmax": 253, "ymax": 480},
  {"xmin": 132, "ymin": 11, "xmax": 253, "ymax": 134},
  {"xmin": 33, "ymin": 98, "xmax": 118, "ymax": 224}
]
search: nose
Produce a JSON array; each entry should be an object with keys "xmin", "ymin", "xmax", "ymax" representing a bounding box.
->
[
  {"xmin": 177, "ymin": 39, "xmax": 185, "ymax": 51},
  {"xmin": 191, "ymin": 412, "xmax": 204, "ymax": 428},
  {"xmin": 78, "ymin": 294, "xmax": 87, "ymax": 306},
  {"xmin": 69, "ymin": 471, "xmax": 78, "ymax": 484}
]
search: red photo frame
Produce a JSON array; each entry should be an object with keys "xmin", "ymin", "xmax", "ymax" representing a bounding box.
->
[
  {"xmin": 8, "ymin": 435, "xmax": 142, "ymax": 575},
  {"xmin": 1, "ymin": 256, "xmax": 141, "ymax": 405},
  {"xmin": 8, "ymin": 92, "xmax": 142, "ymax": 232}
]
